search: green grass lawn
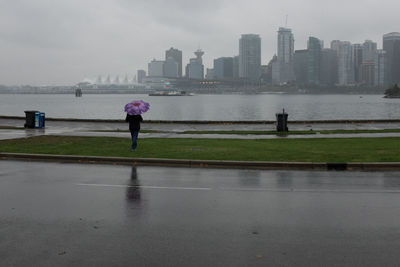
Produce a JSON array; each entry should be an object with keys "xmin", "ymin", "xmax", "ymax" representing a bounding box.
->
[
  {"xmin": 179, "ymin": 129, "xmax": 400, "ymax": 135},
  {"xmin": 87, "ymin": 128, "xmax": 400, "ymax": 135},
  {"xmin": 1, "ymin": 136, "xmax": 399, "ymax": 162}
]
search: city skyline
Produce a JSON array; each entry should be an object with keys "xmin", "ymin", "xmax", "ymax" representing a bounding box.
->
[
  {"xmin": 7, "ymin": 29, "xmax": 399, "ymax": 86},
  {"xmin": 0, "ymin": 0, "xmax": 399, "ymax": 85}
]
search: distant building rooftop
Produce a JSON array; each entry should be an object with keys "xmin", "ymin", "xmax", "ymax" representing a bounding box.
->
[{"xmin": 383, "ymin": 32, "xmax": 400, "ymax": 39}]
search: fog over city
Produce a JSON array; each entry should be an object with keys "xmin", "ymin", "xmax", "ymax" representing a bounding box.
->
[{"xmin": 0, "ymin": 0, "xmax": 399, "ymax": 85}]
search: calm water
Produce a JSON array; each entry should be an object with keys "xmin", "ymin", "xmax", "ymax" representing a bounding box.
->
[{"xmin": 0, "ymin": 93, "xmax": 399, "ymax": 121}]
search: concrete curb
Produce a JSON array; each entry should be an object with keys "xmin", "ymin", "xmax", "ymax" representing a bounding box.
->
[{"xmin": 1, "ymin": 152, "xmax": 400, "ymax": 171}]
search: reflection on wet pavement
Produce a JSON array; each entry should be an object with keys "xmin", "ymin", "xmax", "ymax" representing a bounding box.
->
[{"xmin": 126, "ymin": 166, "xmax": 141, "ymax": 202}]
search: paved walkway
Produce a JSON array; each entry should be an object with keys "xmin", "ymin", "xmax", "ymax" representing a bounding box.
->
[{"xmin": 1, "ymin": 117, "xmax": 400, "ymax": 140}]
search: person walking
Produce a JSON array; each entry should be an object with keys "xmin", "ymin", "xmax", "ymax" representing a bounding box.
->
[
  {"xmin": 125, "ymin": 114, "xmax": 143, "ymax": 151},
  {"xmin": 124, "ymin": 100, "xmax": 150, "ymax": 151}
]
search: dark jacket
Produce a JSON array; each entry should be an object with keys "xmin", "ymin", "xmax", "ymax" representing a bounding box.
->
[{"xmin": 125, "ymin": 114, "xmax": 143, "ymax": 131}]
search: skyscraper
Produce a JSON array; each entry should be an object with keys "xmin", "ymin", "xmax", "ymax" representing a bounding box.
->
[
  {"xmin": 165, "ymin": 48, "xmax": 182, "ymax": 77},
  {"xmin": 164, "ymin": 57, "xmax": 179, "ymax": 78},
  {"xmin": 213, "ymin": 57, "xmax": 233, "ymax": 79},
  {"xmin": 332, "ymin": 41, "xmax": 354, "ymax": 86},
  {"xmin": 320, "ymin": 48, "xmax": 338, "ymax": 86},
  {"xmin": 137, "ymin": 70, "xmax": 146, "ymax": 83},
  {"xmin": 361, "ymin": 40, "xmax": 377, "ymax": 86},
  {"xmin": 148, "ymin": 59, "xmax": 164, "ymax": 77},
  {"xmin": 361, "ymin": 62, "xmax": 375, "ymax": 86},
  {"xmin": 239, "ymin": 34, "xmax": 261, "ymax": 80},
  {"xmin": 233, "ymin": 56, "xmax": 239, "ymax": 79},
  {"xmin": 352, "ymin": 44, "xmax": 363, "ymax": 84},
  {"xmin": 263, "ymin": 55, "xmax": 277, "ymax": 84},
  {"xmin": 271, "ymin": 55, "xmax": 280, "ymax": 85},
  {"xmin": 294, "ymin": 50, "xmax": 308, "ymax": 86},
  {"xmin": 375, "ymin": 50, "xmax": 386, "ymax": 87},
  {"xmin": 307, "ymin": 37, "xmax": 322, "ymax": 85},
  {"xmin": 362, "ymin": 40, "xmax": 377, "ymax": 62},
  {"xmin": 187, "ymin": 49, "xmax": 204, "ymax": 80},
  {"xmin": 330, "ymin": 40, "xmax": 341, "ymax": 52},
  {"xmin": 276, "ymin": 27, "xmax": 295, "ymax": 84},
  {"xmin": 383, "ymin": 32, "xmax": 400, "ymax": 86},
  {"xmin": 205, "ymin": 68, "xmax": 215, "ymax": 80}
]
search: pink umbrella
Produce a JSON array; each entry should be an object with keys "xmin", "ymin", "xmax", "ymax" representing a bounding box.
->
[{"xmin": 124, "ymin": 100, "xmax": 150, "ymax": 115}]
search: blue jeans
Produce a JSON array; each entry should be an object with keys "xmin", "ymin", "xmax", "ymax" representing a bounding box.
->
[{"xmin": 130, "ymin": 130, "xmax": 139, "ymax": 150}]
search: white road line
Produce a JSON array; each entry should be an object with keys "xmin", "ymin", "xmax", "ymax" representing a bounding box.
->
[
  {"xmin": 76, "ymin": 183, "xmax": 211, "ymax": 191},
  {"xmin": 220, "ymin": 187, "xmax": 293, "ymax": 192},
  {"xmin": 76, "ymin": 184, "xmax": 400, "ymax": 194}
]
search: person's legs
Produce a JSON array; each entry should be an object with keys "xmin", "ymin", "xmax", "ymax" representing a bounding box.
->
[{"xmin": 130, "ymin": 130, "xmax": 139, "ymax": 151}]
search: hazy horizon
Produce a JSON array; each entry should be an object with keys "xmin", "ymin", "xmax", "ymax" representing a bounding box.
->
[{"xmin": 1, "ymin": 0, "xmax": 399, "ymax": 86}]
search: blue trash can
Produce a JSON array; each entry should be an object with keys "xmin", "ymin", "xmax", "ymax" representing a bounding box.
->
[
  {"xmin": 39, "ymin": 112, "xmax": 45, "ymax": 128},
  {"xmin": 34, "ymin": 112, "xmax": 40, "ymax": 128}
]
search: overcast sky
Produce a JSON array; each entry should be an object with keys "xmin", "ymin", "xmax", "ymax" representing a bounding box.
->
[{"xmin": 0, "ymin": 0, "xmax": 399, "ymax": 85}]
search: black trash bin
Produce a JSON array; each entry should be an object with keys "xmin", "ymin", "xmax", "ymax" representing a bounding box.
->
[
  {"xmin": 24, "ymin": 110, "xmax": 38, "ymax": 128},
  {"xmin": 276, "ymin": 109, "xmax": 288, "ymax": 132}
]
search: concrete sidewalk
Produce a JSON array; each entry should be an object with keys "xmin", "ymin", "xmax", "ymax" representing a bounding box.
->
[{"xmin": 1, "ymin": 117, "xmax": 400, "ymax": 140}]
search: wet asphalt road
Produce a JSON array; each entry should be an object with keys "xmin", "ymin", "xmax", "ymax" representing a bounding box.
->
[{"xmin": 2, "ymin": 161, "xmax": 400, "ymax": 266}]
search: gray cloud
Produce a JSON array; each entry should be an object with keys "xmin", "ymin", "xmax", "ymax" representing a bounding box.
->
[
  {"xmin": 0, "ymin": 0, "xmax": 91, "ymax": 49},
  {"xmin": 0, "ymin": 0, "xmax": 399, "ymax": 85}
]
